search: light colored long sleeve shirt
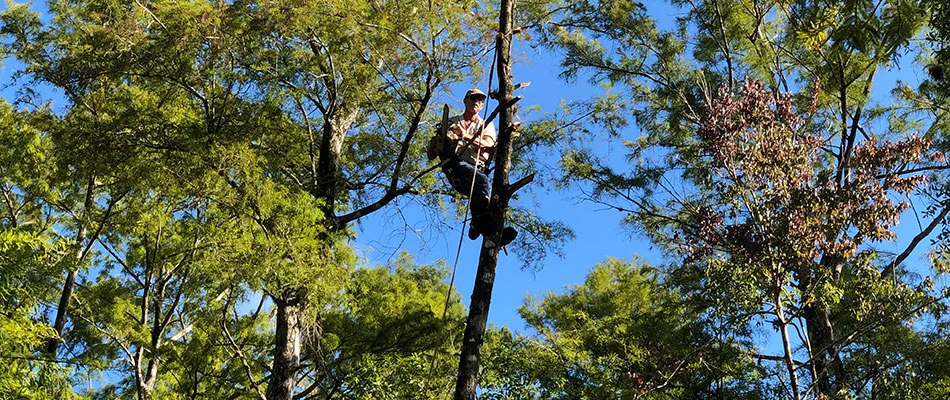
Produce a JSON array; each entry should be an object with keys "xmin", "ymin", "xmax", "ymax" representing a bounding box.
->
[{"xmin": 446, "ymin": 115, "xmax": 496, "ymax": 168}]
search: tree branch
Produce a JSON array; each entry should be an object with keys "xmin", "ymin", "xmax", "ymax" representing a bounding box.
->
[
  {"xmin": 336, "ymin": 159, "xmax": 450, "ymax": 225},
  {"xmin": 221, "ymin": 317, "xmax": 267, "ymax": 400},
  {"xmin": 751, "ymin": 352, "xmax": 806, "ymax": 366},
  {"xmin": 884, "ymin": 202, "xmax": 950, "ymax": 276},
  {"xmin": 387, "ymin": 75, "xmax": 435, "ymax": 194},
  {"xmin": 507, "ymin": 173, "xmax": 535, "ymax": 195}
]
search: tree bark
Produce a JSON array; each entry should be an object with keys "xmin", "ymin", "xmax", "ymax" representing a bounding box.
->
[
  {"xmin": 266, "ymin": 107, "xmax": 354, "ymax": 400},
  {"xmin": 802, "ymin": 301, "xmax": 842, "ymax": 396},
  {"xmin": 454, "ymin": 1, "xmax": 518, "ymax": 398},
  {"xmin": 267, "ymin": 293, "xmax": 303, "ymax": 400},
  {"xmin": 138, "ymin": 273, "xmax": 167, "ymax": 400},
  {"xmin": 46, "ymin": 176, "xmax": 96, "ymax": 355},
  {"xmin": 774, "ymin": 282, "xmax": 801, "ymax": 400},
  {"xmin": 314, "ymin": 110, "xmax": 358, "ymax": 223}
]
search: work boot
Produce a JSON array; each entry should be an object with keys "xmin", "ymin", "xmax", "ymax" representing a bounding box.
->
[
  {"xmin": 468, "ymin": 224, "xmax": 480, "ymax": 240},
  {"xmin": 471, "ymin": 214, "xmax": 496, "ymax": 238},
  {"xmin": 500, "ymin": 227, "xmax": 517, "ymax": 247}
]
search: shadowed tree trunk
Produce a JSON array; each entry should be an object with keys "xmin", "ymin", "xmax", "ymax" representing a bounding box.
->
[
  {"xmin": 46, "ymin": 177, "xmax": 94, "ymax": 355},
  {"xmin": 455, "ymin": 0, "xmax": 532, "ymax": 397}
]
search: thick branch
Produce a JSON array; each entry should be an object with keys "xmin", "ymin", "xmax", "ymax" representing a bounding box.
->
[
  {"xmin": 336, "ymin": 159, "xmax": 450, "ymax": 225},
  {"xmin": 507, "ymin": 173, "xmax": 535, "ymax": 195},
  {"xmin": 388, "ymin": 78, "xmax": 435, "ymax": 193},
  {"xmin": 483, "ymin": 95, "xmax": 522, "ymax": 128}
]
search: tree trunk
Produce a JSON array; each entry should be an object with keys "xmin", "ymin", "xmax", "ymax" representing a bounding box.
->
[
  {"xmin": 800, "ymin": 256, "xmax": 846, "ymax": 396},
  {"xmin": 135, "ymin": 345, "xmax": 159, "ymax": 400},
  {"xmin": 267, "ymin": 293, "xmax": 303, "ymax": 400},
  {"xmin": 803, "ymin": 302, "xmax": 841, "ymax": 396},
  {"xmin": 47, "ymin": 269, "xmax": 79, "ymax": 355},
  {"xmin": 774, "ymin": 286, "xmax": 801, "ymax": 400},
  {"xmin": 138, "ymin": 275, "xmax": 167, "ymax": 400},
  {"xmin": 454, "ymin": 1, "xmax": 518, "ymax": 398},
  {"xmin": 314, "ymin": 110, "xmax": 358, "ymax": 222},
  {"xmin": 46, "ymin": 176, "xmax": 96, "ymax": 355},
  {"xmin": 454, "ymin": 242, "xmax": 503, "ymax": 399}
]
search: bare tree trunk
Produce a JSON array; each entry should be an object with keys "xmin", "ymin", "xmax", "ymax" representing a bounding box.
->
[
  {"xmin": 454, "ymin": 1, "xmax": 520, "ymax": 398},
  {"xmin": 267, "ymin": 293, "xmax": 302, "ymax": 400},
  {"xmin": 454, "ymin": 243, "xmax": 502, "ymax": 399},
  {"xmin": 774, "ymin": 284, "xmax": 800, "ymax": 400}
]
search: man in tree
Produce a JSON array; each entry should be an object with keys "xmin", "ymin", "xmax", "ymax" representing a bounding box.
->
[{"xmin": 429, "ymin": 88, "xmax": 517, "ymax": 246}]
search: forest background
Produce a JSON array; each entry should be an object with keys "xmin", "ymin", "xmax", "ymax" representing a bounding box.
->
[{"xmin": 2, "ymin": 0, "xmax": 950, "ymax": 399}]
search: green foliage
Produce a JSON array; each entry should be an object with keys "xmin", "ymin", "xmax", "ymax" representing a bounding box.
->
[
  {"xmin": 924, "ymin": 0, "xmax": 950, "ymax": 87},
  {"xmin": 481, "ymin": 258, "xmax": 765, "ymax": 399},
  {"xmin": 0, "ymin": 93, "xmax": 76, "ymax": 397},
  {"xmin": 310, "ymin": 253, "xmax": 465, "ymax": 399},
  {"xmin": 2, "ymin": 0, "xmax": 489, "ymax": 397},
  {"xmin": 12, "ymin": 0, "xmax": 947, "ymax": 397},
  {"xmin": 0, "ymin": 230, "xmax": 75, "ymax": 399}
]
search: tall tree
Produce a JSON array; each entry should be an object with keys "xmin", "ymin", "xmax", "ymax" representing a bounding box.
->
[
  {"xmin": 228, "ymin": 1, "xmax": 491, "ymax": 397},
  {"xmin": 3, "ymin": 1, "xmax": 489, "ymax": 398},
  {"xmin": 0, "ymin": 97, "xmax": 75, "ymax": 398},
  {"xmin": 453, "ymin": 0, "xmax": 538, "ymax": 397},
  {"xmin": 68, "ymin": 191, "xmax": 253, "ymax": 400},
  {"xmin": 532, "ymin": 0, "xmax": 949, "ymax": 397},
  {"xmin": 1, "ymin": 0, "xmax": 186, "ymax": 357},
  {"xmin": 2, "ymin": 4, "xmax": 281, "ymax": 398}
]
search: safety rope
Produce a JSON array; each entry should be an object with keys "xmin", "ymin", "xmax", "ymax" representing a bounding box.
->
[
  {"xmin": 442, "ymin": 54, "xmax": 496, "ymax": 323},
  {"xmin": 429, "ymin": 44, "xmax": 498, "ymax": 384}
]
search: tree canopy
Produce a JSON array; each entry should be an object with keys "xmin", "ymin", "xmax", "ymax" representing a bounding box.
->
[{"xmin": 2, "ymin": 0, "xmax": 950, "ymax": 399}]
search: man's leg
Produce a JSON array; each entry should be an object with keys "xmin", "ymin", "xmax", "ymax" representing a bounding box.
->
[
  {"xmin": 443, "ymin": 160, "xmax": 481, "ymax": 195},
  {"xmin": 442, "ymin": 160, "xmax": 516, "ymax": 246},
  {"xmin": 466, "ymin": 168, "xmax": 494, "ymax": 237},
  {"xmin": 442, "ymin": 160, "xmax": 492, "ymax": 236},
  {"xmin": 442, "ymin": 160, "xmax": 490, "ymax": 207}
]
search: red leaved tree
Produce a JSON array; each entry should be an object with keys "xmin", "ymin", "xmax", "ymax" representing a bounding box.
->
[{"xmin": 683, "ymin": 79, "xmax": 941, "ymax": 398}]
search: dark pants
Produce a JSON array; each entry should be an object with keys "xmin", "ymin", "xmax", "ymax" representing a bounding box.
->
[{"xmin": 442, "ymin": 159, "xmax": 494, "ymax": 232}]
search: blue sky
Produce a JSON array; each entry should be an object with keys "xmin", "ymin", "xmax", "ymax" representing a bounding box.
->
[{"xmin": 351, "ymin": 38, "xmax": 667, "ymax": 331}]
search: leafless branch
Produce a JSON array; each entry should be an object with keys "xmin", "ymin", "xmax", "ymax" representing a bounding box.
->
[{"xmin": 885, "ymin": 202, "xmax": 950, "ymax": 276}]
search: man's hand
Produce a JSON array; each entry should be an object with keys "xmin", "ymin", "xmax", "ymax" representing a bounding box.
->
[{"xmin": 477, "ymin": 134, "xmax": 496, "ymax": 148}]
